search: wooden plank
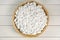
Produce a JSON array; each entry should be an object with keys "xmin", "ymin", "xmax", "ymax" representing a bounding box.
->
[
  {"xmin": 1, "ymin": 0, "xmax": 60, "ymax": 5},
  {"xmin": 44, "ymin": 38, "xmax": 60, "ymax": 40},
  {"xmin": 0, "ymin": 16, "xmax": 12, "ymax": 25},
  {"xmin": 48, "ymin": 16, "xmax": 60, "ymax": 25},
  {"xmin": 45, "ymin": 0, "xmax": 60, "ymax": 4},
  {"xmin": 0, "ymin": 38, "xmax": 60, "ymax": 40},
  {"xmin": 0, "ymin": 38, "xmax": 43, "ymax": 40},
  {"xmin": 0, "ymin": 0, "xmax": 45, "ymax": 4},
  {"xmin": 0, "ymin": 25, "xmax": 60, "ymax": 38},
  {"xmin": 45, "ymin": 4, "xmax": 60, "ymax": 16},
  {"xmin": 0, "ymin": 4, "xmax": 60, "ymax": 16},
  {"xmin": 0, "ymin": 16, "xmax": 60, "ymax": 25},
  {"xmin": 0, "ymin": 26, "xmax": 22, "ymax": 37},
  {"xmin": 0, "ymin": 0, "xmax": 24, "ymax": 4},
  {"xmin": 41, "ymin": 25, "xmax": 60, "ymax": 37},
  {"xmin": 0, "ymin": 5, "xmax": 17, "ymax": 15}
]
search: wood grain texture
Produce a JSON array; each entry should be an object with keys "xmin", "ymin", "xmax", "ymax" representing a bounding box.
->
[
  {"xmin": 0, "ymin": 38, "xmax": 60, "ymax": 40},
  {"xmin": 0, "ymin": 16, "xmax": 60, "ymax": 25},
  {"xmin": 0, "ymin": 0, "xmax": 44, "ymax": 4},
  {"xmin": 0, "ymin": 26, "xmax": 60, "ymax": 38},
  {"xmin": 0, "ymin": 0, "xmax": 60, "ymax": 40},
  {"xmin": 0, "ymin": 5, "xmax": 60, "ymax": 16},
  {"xmin": 45, "ymin": 0, "xmax": 60, "ymax": 4}
]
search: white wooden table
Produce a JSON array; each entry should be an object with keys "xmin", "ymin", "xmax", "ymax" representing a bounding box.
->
[{"xmin": 0, "ymin": 0, "xmax": 60, "ymax": 40}]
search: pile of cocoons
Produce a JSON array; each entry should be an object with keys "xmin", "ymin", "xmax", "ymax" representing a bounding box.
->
[{"xmin": 14, "ymin": 2, "xmax": 47, "ymax": 35}]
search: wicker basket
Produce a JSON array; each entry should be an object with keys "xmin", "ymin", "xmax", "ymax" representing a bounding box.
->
[{"xmin": 12, "ymin": 0, "xmax": 49, "ymax": 37}]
